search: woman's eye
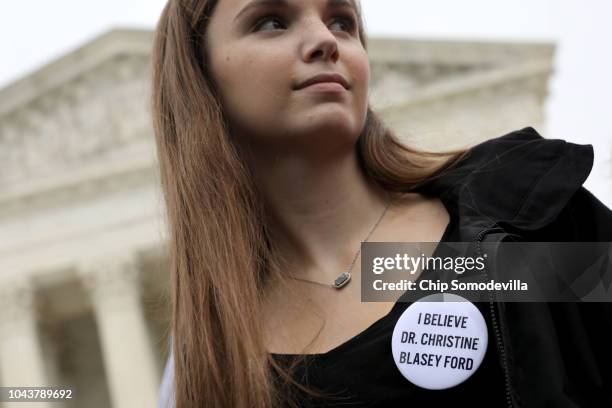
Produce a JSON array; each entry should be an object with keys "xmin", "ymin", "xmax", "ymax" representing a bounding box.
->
[
  {"xmin": 330, "ymin": 16, "xmax": 357, "ymax": 33},
  {"xmin": 252, "ymin": 14, "xmax": 357, "ymax": 34},
  {"xmin": 253, "ymin": 15, "xmax": 285, "ymax": 32}
]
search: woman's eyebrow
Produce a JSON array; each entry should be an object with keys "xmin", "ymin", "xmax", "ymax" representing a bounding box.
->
[{"xmin": 233, "ymin": 0, "xmax": 357, "ymax": 22}]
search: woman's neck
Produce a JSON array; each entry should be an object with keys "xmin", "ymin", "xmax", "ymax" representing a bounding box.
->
[{"xmin": 250, "ymin": 148, "xmax": 391, "ymax": 283}]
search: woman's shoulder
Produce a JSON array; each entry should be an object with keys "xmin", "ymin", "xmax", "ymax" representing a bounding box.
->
[{"xmin": 416, "ymin": 126, "xmax": 599, "ymax": 236}]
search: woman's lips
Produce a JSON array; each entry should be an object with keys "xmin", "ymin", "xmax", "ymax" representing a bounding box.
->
[{"xmin": 296, "ymin": 82, "xmax": 347, "ymax": 92}]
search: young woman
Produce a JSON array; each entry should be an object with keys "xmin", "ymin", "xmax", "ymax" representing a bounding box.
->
[{"xmin": 152, "ymin": 1, "xmax": 612, "ymax": 407}]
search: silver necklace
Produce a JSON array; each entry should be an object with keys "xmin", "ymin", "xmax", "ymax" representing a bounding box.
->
[{"xmin": 289, "ymin": 198, "xmax": 391, "ymax": 290}]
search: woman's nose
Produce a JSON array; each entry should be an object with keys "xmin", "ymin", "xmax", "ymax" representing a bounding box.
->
[{"xmin": 299, "ymin": 19, "xmax": 340, "ymax": 63}]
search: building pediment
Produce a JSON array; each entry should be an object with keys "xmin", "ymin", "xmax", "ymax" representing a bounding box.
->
[{"xmin": 0, "ymin": 30, "xmax": 154, "ymax": 192}]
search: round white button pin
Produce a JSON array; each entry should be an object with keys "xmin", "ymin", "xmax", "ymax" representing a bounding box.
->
[{"xmin": 391, "ymin": 293, "xmax": 488, "ymax": 390}]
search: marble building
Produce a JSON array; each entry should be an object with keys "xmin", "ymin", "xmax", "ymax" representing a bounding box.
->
[{"xmin": 0, "ymin": 28, "xmax": 555, "ymax": 407}]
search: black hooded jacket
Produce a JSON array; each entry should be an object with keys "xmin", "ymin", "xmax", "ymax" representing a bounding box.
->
[
  {"xmin": 158, "ymin": 126, "xmax": 612, "ymax": 407},
  {"xmin": 410, "ymin": 126, "xmax": 612, "ymax": 407}
]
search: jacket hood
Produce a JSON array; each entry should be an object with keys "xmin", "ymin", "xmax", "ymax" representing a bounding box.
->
[{"xmin": 413, "ymin": 127, "xmax": 595, "ymax": 241}]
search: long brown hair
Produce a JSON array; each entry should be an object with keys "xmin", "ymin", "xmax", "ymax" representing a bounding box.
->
[{"xmin": 151, "ymin": 0, "xmax": 469, "ymax": 406}]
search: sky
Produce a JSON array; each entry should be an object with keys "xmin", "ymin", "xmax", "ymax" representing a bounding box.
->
[{"xmin": 1, "ymin": 0, "xmax": 611, "ymax": 206}]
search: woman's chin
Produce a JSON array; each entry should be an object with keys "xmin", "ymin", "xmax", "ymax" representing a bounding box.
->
[{"xmin": 296, "ymin": 111, "xmax": 358, "ymax": 130}]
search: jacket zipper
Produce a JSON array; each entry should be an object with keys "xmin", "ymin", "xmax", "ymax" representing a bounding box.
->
[{"xmin": 475, "ymin": 227, "xmax": 514, "ymax": 408}]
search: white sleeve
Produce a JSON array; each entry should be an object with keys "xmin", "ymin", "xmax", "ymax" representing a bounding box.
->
[{"xmin": 158, "ymin": 341, "xmax": 175, "ymax": 408}]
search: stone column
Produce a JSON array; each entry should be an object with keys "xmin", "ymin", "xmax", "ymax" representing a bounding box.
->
[
  {"xmin": 80, "ymin": 254, "xmax": 158, "ymax": 408},
  {"xmin": 0, "ymin": 277, "xmax": 53, "ymax": 408}
]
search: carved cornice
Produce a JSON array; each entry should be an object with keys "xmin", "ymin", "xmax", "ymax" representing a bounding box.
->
[
  {"xmin": 0, "ymin": 153, "xmax": 158, "ymax": 217},
  {"xmin": 367, "ymin": 36, "xmax": 555, "ymax": 67},
  {"xmin": 375, "ymin": 59, "xmax": 553, "ymax": 113}
]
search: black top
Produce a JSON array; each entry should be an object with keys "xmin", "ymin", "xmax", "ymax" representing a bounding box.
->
[
  {"xmin": 158, "ymin": 128, "xmax": 612, "ymax": 407},
  {"xmin": 271, "ymin": 205, "xmax": 509, "ymax": 407}
]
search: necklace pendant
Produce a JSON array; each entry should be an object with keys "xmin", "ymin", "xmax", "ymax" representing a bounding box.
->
[{"xmin": 333, "ymin": 272, "xmax": 351, "ymax": 289}]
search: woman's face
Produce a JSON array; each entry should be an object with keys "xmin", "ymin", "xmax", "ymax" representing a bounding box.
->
[{"xmin": 205, "ymin": 0, "xmax": 370, "ymax": 153}]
